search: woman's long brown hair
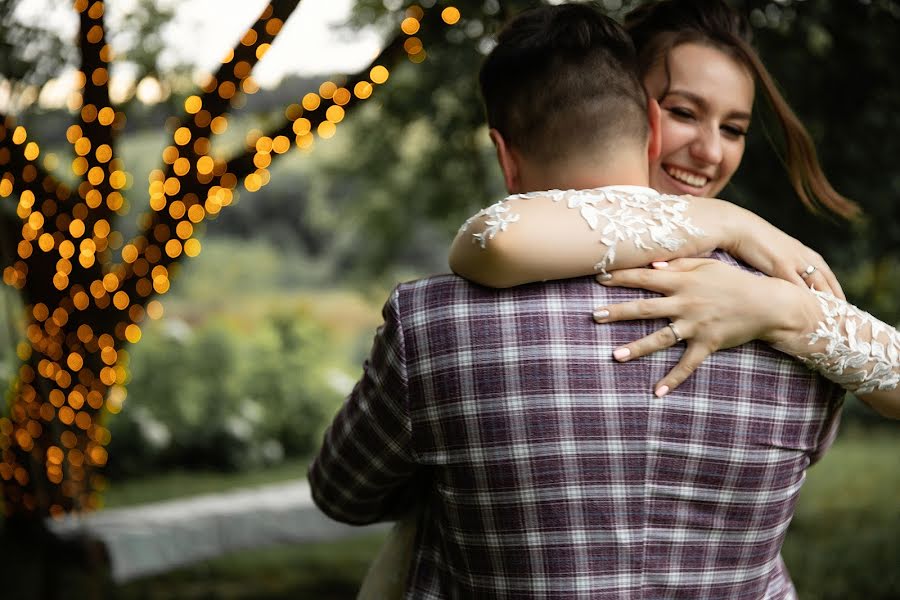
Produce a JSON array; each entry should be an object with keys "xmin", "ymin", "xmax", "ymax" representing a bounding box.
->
[{"xmin": 626, "ymin": 0, "xmax": 860, "ymax": 220}]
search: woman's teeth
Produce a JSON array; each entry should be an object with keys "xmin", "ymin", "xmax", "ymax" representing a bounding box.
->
[{"xmin": 665, "ymin": 166, "xmax": 709, "ymax": 188}]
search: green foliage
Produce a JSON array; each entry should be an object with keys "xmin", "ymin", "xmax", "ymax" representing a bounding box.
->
[
  {"xmin": 105, "ymin": 311, "xmax": 348, "ymax": 478},
  {"xmin": 783, "ymin": 428, "xmax": 900, "ymax": 599}
]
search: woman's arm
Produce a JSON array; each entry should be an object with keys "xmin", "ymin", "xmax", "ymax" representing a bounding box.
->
[
  {"xmin": 450, "ymin": 188, "xmax": 843, "ymax": 296},
  {"xmin": 593, "ymin": 258, "xmax": 899, "ymax": 418}
]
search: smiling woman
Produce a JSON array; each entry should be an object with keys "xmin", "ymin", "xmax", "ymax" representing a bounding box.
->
[
  {"xmin": 449, "ymin": 0, "xmax": 900, "ymax": 413},
  {"xmin": 648, "ymin": 42, "xmax": 753, "ymax": 198}
]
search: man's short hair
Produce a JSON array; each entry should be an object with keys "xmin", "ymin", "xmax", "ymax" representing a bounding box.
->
[{"xmin": 479, "ymin": 3, "xmax": 649, "ymax": 165}]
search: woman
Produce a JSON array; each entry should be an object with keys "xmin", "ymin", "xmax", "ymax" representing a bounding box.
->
[{"xmin": 449, "ymin": 0, "xmax": 899, "ymax": 416}]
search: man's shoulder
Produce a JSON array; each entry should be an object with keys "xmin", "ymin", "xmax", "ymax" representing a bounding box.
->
[{"xmin": 393, "ymin": 272, "xmax": 600, "ymax": 305}]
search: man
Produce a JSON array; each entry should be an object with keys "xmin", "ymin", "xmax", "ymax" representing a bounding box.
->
[{"xmin": 309, "ymin": 4, "xmax": 841, "ymax": 598}]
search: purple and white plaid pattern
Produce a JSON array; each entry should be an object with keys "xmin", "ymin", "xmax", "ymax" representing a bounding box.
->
[{"xmin": 309, "ymin": 253, "xmax": 843, "ymax": 599}]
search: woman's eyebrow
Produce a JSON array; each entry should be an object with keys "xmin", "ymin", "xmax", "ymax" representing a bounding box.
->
[{"xmin": 665, "ymin": 89, "xmax": 752, "ymax": 121}]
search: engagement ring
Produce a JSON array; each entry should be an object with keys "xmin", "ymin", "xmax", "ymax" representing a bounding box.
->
[
  {"xmin": 668, "ymin": 322, "xmax": 684, "ymax": 343},
  {"xmin": 800, "ymin": 264, "xmax": 817, "ymax": 279}
]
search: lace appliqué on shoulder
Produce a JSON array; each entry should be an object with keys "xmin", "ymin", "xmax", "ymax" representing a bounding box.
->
[
  {"xmin": 508, "ymin": 188, "xmax": 704, "ymax": 275},
  {"xmin": 459, "ymin": 201, "xmax": 522, "ymax": 249},
  {"xmin": 799, "ymin": 290, "xmax": 900, "ymax": 394}
]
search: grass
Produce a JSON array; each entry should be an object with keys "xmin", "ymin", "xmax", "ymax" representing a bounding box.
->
[
  {"xmin": 111, "ymin": 532, "xmax": 388, "ymax": 600},
  {"xmin": 97, "ymin": 427, "xmax": 900, "ymax": 599},
  {"xmin": 782, "ymin": 426, "xmax": 900, "ymax": 599}
]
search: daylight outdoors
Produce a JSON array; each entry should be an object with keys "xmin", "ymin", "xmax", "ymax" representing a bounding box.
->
[{"xmin": 0, "ymin": 0, "xmax": 897, "ymax": 598}]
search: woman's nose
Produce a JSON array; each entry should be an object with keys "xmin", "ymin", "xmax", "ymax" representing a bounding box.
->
[{"xmin": 690, "ymin": 126, "xmax": 723, "ymax": 165}]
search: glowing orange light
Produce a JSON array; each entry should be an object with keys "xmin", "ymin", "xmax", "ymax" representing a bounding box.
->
[
  {"xmin": 173, "ymin": 157, "xmax": 191, "ymax": 176},
  {"xmin": 168, "ymin": 200, "xmax": 186, "ymax": 219},
  {"xmin": 67, "ymin": 353, "xmax": 84, "ymax": 371},
  {"xmin": 401, "ymin": 17, "xmax": 420, "ymax": 35},
  {"xmin": 333, "ymin": 88, "xmax": 351, "ymax": 106},
  {"xmin": 87, "ymin": 166, "xmax": 105, "ymax": 186},
  {"xmin": 354, "ymin": 81, "xmax": 373, "ymax": 100},
  {"xmin": 292, "ymin": 118, "xmax": 311, "ymax": 136},
  {"xmin": 319, "ymin": 81, "xmax": 337, "ymax": 99},
  {"xmin": 370, "ymin": 65, "xmax": 390, "ymax": 84},
  {"xmin": 174, "ymin": 127, "xmax": 192, "ymax": 146},
  {"xmin": 125, "ymin": 324, "xmax": 142, "ymax": 343},
  {"xmin": 12, "ymin": 126, "xmax": 27, "ymax": 145},
  {"xmin": 241, "ymin": 29, "xmax": 258, "ymax": 46},
  {"xmin": 265, "ymin": 18, "xmax": 283, "ymax": 35},
  {"xmin": 91, "ymin": 68, "xmax": 109, "ymax": 86},
  {"xmin": 95, "ymin": 144, "xmax": 112, "ymax": 163},
  {"xmin": 326, "ymin": 105, "xmax": 345, "ymax": 124},
  {"xmin": 210, "ymin": 116, "xmax": 228, "ymax": 134},
  {"xmin": 194, "ymin": 155, "xmax": 214, "ymax": 176},
  {"xmin": 113, "ymin": 291, "xmax": 130, "ymax": 310},
  {"xmin": 74, "ymin": 137, "xmax": 91, "ymax": 156},
  {"xmin": 185, "ymin": 95, "xmax": 202, "ymax": 114},
  {"xmin": 404, "ymin": 37, "xmax": 423, "ymax": 55},
  {"xmin": 38, "ymin": 234, "xmax": 55, "ymax": 252},
  {"xmin": 69, "ymin": 219, "xmax": 86, "ymax": 238},
  {"xmin": 302, "ymin": 93, "xmax": 321, "ymax": 111},
  {"xmin": 244, "ymin": 173, "xmax": 262, "ymax": 193},
  {"xmin": 442, "ymin": 6, "xmax": 461, "ymax": 25},
  {"xmin": 98, "ymin": 107, "xmax": 115, "ymax": 126},
  {"xmin": 175, "ymin": 221, "xmax": 193, "ymax": 239},
  {"xmin": 24, "ymin": 142, "xmax": 40, "ymax": 161},
  {"xmin": 187, "ymin": 204, "xmax": 205, "ymax": 223},
  {"xmin": 318, "ymin": 122, "xmax": 337, "ymax": 139},
  {"xmin": 73, "ymin": 291, "xmax": 90, "ymax": 311}
]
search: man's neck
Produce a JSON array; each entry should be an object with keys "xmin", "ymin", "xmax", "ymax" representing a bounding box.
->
[{"xmin": 515, "ymin": 154, "xmax": 651, "ymax": 194}]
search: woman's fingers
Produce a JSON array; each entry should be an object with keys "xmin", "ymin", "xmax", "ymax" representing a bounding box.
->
[
  {"xmin": 817, "ymin": 264, "xmax": 846, "ymax": 300},
  {"xmin": 609, "ymin": 322, "xmax": 685, "ymax": 362},
  {"xmin": 596, "ymin": 267, "xmax": 679, "ymax": 294},
  {"xmin": 654, "ymin": 257, "xmax": 718, "ymax": 272},
  {"xmin": 654, "ymin": 343, "xmax": 713, "ymax": 397},
  {"xmin": 593, "ymin": 296, "xmax": 679, "ymax": 324}
]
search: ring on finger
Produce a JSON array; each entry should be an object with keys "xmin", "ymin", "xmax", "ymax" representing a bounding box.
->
[
  {"xmin": 668, "ymin": 322, "xmax": 684, "ymax": 343},
  {"xmin": 800, "ymin": 264, "xmax": 817, "ymax": 279}
]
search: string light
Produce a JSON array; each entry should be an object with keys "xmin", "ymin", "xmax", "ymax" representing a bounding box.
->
[{"xmin": 1, "ymin": 1, "xmax": 463, "ymax": 517}]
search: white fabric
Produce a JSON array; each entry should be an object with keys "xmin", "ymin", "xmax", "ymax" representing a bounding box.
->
[{"xmin": 798, "ymin": 289, "xmax": 900, "ymax": 394}]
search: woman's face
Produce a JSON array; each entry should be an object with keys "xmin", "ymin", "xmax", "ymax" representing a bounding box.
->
[{"xmin": 644, "ymin": 43, "xmax": 755, "ymax": 198}]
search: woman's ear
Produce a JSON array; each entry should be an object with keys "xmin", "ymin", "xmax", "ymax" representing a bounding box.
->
[
  {"xmin": 489, "ymin": 128, "xmax": 521, "ymax": 193},
  {"xmin": 646, "ymin": 99, "xmax": 662, "ymax": 163}
]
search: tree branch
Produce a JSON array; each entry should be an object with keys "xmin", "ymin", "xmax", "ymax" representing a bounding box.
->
[{"xmin": 222, "ymin": 30, "xmax": 408, "ymax": 183}]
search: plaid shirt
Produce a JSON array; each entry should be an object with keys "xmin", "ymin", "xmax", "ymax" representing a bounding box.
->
[{"xmin": 308, "ymin": 253, "xmax": 842, "ymax": 599}]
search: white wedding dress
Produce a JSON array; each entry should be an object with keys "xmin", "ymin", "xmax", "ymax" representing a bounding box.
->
[{"xmin": 356, "ymin": 512, "xmax": 419, "ymax": 600}]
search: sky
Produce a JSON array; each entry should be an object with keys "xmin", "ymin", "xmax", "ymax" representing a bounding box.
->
[
  {"xmin": 14, "ymin": 0, "xmax": 385, "ymax": 107},
  {"xmin": 164, "ymin": 0, "xmax": 384, "ymax": 85}
]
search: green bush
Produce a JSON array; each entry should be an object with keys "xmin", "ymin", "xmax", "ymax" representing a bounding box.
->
[{"xmin": 105, "ymin": 312, "xmax": 348, "ymax": 479}]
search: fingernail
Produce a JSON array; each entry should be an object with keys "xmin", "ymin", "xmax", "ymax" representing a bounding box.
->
[
  {"xmin": 651, "ymin": 261, "xmax": 669, "ymax": 269},
  {"xmin": 593, "ymin": 309, "xmax": 610, "ymax": 321},
  {"xmin": 613, "ymin": 347, "xmax": 631, "ymax": 361},
  {"xmin": 597, "ymin": 273, "xmax": 613, "ymax": 282},
  {"xmin": 655, "ymin": 385, "xmax": 669, "ymax": 398}
]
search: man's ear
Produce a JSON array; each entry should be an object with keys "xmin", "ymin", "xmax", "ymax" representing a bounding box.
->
[
  {"xmin": 489, "ymin": 128, "xmax": 520, "ymax": 193},
  {"xmin": 646, "ymin": 98, "xmax": 662, "ymax": 163}
]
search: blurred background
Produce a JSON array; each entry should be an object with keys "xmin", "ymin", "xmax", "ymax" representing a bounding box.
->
[{"xmin": 0, "ymin": 0, "xmax": 897, "ymax": 598}]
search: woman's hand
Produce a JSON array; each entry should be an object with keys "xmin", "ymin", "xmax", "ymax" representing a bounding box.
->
[
  {"xmin": 690, "ymin": 197, "xmax": 845, "ymax": 299},
  {"xmin": 592, "ymin": 258, "xmax": 816, "ymax": 396}
]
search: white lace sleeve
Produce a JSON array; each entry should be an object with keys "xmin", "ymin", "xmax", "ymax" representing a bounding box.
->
[
  {"xmin": 457, "ymin": 187, "xmax": 705, "ymax": 276},
  {"xmin": 795, "ymin": 290, "xmax": 900, "ymax": 395}
]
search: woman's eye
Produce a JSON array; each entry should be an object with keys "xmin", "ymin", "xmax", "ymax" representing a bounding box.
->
[
  {"xmin": 721, "ymin": 125, "xmax": 747, "ymax": 139},
  {"xmin": 667, "ymin": 107, "xmax": 694, "ymax": 119}
]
